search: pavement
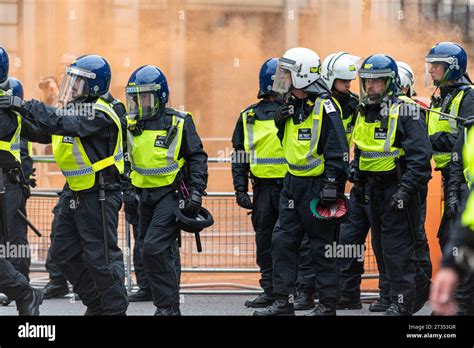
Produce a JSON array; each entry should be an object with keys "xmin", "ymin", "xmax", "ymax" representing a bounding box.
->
[{"xmin": 0, "ymin": 292, "xmax": 433, "ymax": 316}]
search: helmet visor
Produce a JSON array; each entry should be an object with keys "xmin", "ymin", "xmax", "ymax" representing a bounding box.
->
[
  {"xmin": 58, "ymin": 66, "xmax": 92, "ymax": 106},
  {"xmin": 125, "ymin": 84, "xmax": 160, "ymax": 121},
  {"xmin": 424, "ymin": 57, "xmax": 451, "ymax": 87},
  {"xmin": 272, "ymin": 65, "xmax": 293, "ymax": 94}
]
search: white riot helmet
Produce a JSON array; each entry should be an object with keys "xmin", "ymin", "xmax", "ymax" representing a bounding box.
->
[
  {"xmin": 321, "ymin": 52, "xmax": 361, "ymax": 90},
  {"xmin": 272, "ymin": 47, "xmax": 321, "ymax": 94},
  {"xmin": 397, "ymin": 61, "xmax": 416, "ymax": 97}
]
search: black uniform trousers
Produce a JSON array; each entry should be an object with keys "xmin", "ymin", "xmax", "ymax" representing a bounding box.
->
[
  {"xmin": 138, "ymin": 189, "xmax": 181, "ymax": 309},
  {"xmin": 251, "ymin": 183, "xmax": 281, "ymax": 296},
  {"xmin": 271, "ymin": 174, "xmax": 340, "ymax": 309},
  {"xmin": 50, "ymin": 188, "xmax": 128, "ymax": 315}
]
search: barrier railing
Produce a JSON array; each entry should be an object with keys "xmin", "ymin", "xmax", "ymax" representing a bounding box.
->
[{"xmin": 26, "ymin": 155, "xmax": 379, "ymax": 294}]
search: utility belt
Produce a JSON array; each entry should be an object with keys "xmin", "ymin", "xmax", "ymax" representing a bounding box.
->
[
  {"xmin": 251, "ymin": 176, "xmax": 284, "ymax": 187},
  {"xmin": 362, "ymin": 171, "xmax": 399, "ymax": 186},
  {"xmin": 68, "ymin": 172, "xmax": 122, "ymax": 195}
]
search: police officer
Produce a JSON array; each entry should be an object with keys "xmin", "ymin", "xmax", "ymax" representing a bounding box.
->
[
  {"xmin": 0, "ymin": 54, "xmax": 130, "ymax": 315},
  {"xmin": 295, "ymin": 52, "xmax": 364, "ymax": 311},
  {"xmin": 35, "ymin": 59, "xmax": 76, "ymax": 300},
  {"xmin": 430, "ymin": 116, "xmax": 474, "ymax": 315},
  {"xmin": 438, "ymin": 123, "xmax": 474, "ymax": 315},
  {"xmin": 425, "ymin": 42, "xmax": 474, "ymax": 250},
  {"xmin": 254, "ymin": 47, "xmax": 349, "ymax": 316},
  {"xmin": 125, "ymin": 65, "xmax": 208, "ymax": 315},
  {"xmin": 396, "ymin": 61, "xmax": 433, "ymax": 313},
  {"xmin": 0, "ymin": 47, "xmax": 48, "ymax": 315},
  {"xmin": 351, "ymin": 54, "xmax": 432, "ymax": 315},
  {"xmin": 4, "ymin": 77, "xmax": 32, "ymax": 281},
  {"xmin": 231, "ymin": 58, "xmax": 287, "ymax": 308},
  {"xmin": 318, "ymin": 52, "xmax": 370, "ymax": 311}
]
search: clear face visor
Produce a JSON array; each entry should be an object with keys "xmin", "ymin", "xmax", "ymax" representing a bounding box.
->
[
  {"xmin": 125, "ymin": 84, "xmax": 160, "ymax": 121},
  {"xmin": 425, "ymin": 57, "xmax": 451, "ymax": 88},
  {"xmin": 58, "ymin": 66, "xmax": 93, "ymax": 106},
  {"xmin": 359, "ymin": 71, "xmax": 391, "ymax": 105},
  {"xmin": 272, "ymin": 66, "xmax": 292, "ymax": 94}
]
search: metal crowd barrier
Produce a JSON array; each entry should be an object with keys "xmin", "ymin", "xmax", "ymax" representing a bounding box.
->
[{"xmin": 26, "ymin": 155, "xmax": 379, "ymax": 294}]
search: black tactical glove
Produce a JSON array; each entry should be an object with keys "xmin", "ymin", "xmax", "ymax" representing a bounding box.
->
[
  {"xmin": 183, "ymin": 191, "xmax": 202, "ymax": 218},
  {"xmin": 320, "ymin": 181, "xmax": 338, "ymax": 205},
  {"xmin": 352, "ymin": 181, "xmax": 368, "ymax": 204},
  {"xmin": 348, "ymin": 159, "xmax": 359, "ymax": 184},
  {"xmin": 29, "ymin": 168, "xmax": 37, "ymax": 188},
  {"xmin": 236, "ymin": 190, "xmax": 253, "ymax": 210},
  {"xmin": 390, "ymin": 185, "xmax": 412, "ymax": 211},
  {"xmin": 460, "ymin": 115, "xmax": 474, "ymax": 129},
  {"xmin": 122, "ymin": 189, "xmax": 139, "ymax": 224},
  {"xmin": 274, "ymin": 103, "xmax": 295, "ymax": 125},
  {"xmin": 445, "ymin": 189, "xmax": 460, "ymax": 220},
  {"xmin": 0, "ymin": 95, "xmax": 25, "ymax": 112}
]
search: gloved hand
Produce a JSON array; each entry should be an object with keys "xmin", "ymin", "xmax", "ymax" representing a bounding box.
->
[
  {"xmin": 183, "ymin": 191, "xmax": 202, "ymax": 218},
  {"xmin": 236, "ymin": 191, "xmax": 253, "ymax": 210},
  {"xmin": 390, "ymin": 186, "xmax": 412, "ymax": 211},
  {"xmin": 348, "ymin": 159, "xmax": 359, "ymax": 184},
  {"xmin": 29, "ymin": 168, "xmax": 37, "ymax": 188},
  {"xmin": 320, "ymin": 181, "xmax": 338, "ymax": 205},
  {"xmin": 445, "ymin": 189, "xmax": 460, "ymax": 220},
  {"xmin": 122, "ymin": 189, "xmax": 139, "ymax": 224},
  {"xmin": 460, "ymin": 115, "xmax": 474, "ymax": 129},
  {"xmin": 0, "ymin": 95, "xmax": 25, "ymax": 112},
  {"xmin": 274, "ymin": 103, "xmax": 295, "ymax": 125}
]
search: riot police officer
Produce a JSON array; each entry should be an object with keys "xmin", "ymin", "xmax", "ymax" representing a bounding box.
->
[
  {"xmin": 431, "ymin": 116, "xmax": 474, "ymax": 315},
  {"xmin": 0, "ymin": 47, "xmax": 49, "ymax": 315},
  {"xmin": 125, "ymin": 65, "xmax": 208, "ymax": 315},
  {"xmin": 254, "ymin": 47, "xmax": 349, "ymax": 316},
  {"xmin": 351, "ymin": 54, "xmax": 432, "ymax": 315},
  {"xmin": 1, "ymin": 54, "xmax": 130, "ymax": 315},
  {"xmin": 425, "ymin": 42, "xmax": 474, "ymax": 251},
  {"xmin": 231, "ymin": 58, "xmax": 287, "ymax": 308}
]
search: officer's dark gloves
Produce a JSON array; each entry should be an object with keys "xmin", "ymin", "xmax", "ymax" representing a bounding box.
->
[
  {"xmin": 460, "ymin": 115, "xmax": 474, "ymax": 129},
  {"xmin": 183, "ymin": 191, "xmax": 202, "ymax": 218},
  {"xmin": 0, "ymin": 95, "xmax": 25, "ymax": 112},
  {"xmin": 320, "ymin": 181, "xmax": 338, "ymax": 205},
  {"xmin": 390, "ymin": 185, "xmax": 412, "ymax": 211},
  {"xmin": 122, "ymin": 189, "xmax": 139, "ymax": 223},
  {"xmin": 348, "ymin": 159, "xmax": 359, "ymax": 184},
  {"xmin": 429, "ymin": 132, "xmax": 456, "ymax": 152},
  {"xmin": 29, "ymin": 168, "xmax": 37, "ymax": 188},
  {"xmin": 274, "ymin": 103, "xmax": 295, "ymax": 125},
  {"xmin": 445, "ymin": 189, "xmax": 460, "ymax": 220},
  {"xmin": 236, "ymin": 190, "xmax": 253, "ymax": 210}
]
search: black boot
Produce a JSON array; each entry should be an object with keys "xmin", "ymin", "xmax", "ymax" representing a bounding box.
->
[
  {"xmin": 368, "ymin": 297, "xmax": 391, "ymax": 312},
  {"xmin": 42, "ymin": 279, "xmax": 69, "ymax": 299},
  {"xmin": 253, "ymin": 299, "xmax": 295, "ymax": 316},
  {"xmin": 385, "ymin": 303, "xmax": 412, "ymax": 316},
  {"xmin": 293, "ymin": 292, "xmax": 315, "ymax": 311},
  {"xmin": 128, "ymin": 289, "xmax": 153, "ymax": 302},
  {"xmin": 16, "ymin": 288, "xmax": 44, "ymax": 316},
  {"xmin": 84, "ymin": 307, "xmax": 106, "ymax": 316},
  {"xmin": 413, "ymin": 282, "xmax": 431, "ymax": 314},
  {"xmin": 306, "ymin": 304, "xmax": 336, "ymax": 316},
  {"xmin": 244, "ymin": 293, "xmax": 274, "ymax": 308},
  {"xmin": 337, "ymin": 296, "xmax": 362, "ymax": 310},
  {"xmin": 0, "ymin": 293, "xmax": 12, "ymax": 306},
  {"xmin": 154, "ymin": 303, "xmax": 181, "ymax": 316}
]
